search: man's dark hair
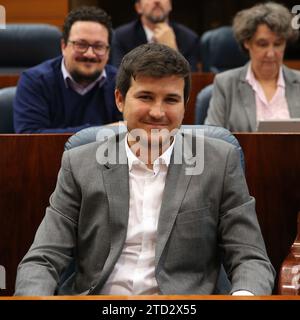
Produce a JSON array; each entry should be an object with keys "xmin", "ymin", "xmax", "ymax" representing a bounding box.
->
[
  {"xmin": 62, "ymin": 6, "xmax": 113, "ymax": 45},
  {"xmin": 116, "ymin": 43, "xmax": 191, "ymax": 105}
]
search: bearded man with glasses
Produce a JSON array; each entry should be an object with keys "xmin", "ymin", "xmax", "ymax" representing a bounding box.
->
[{"xmin": 14, "ymin": 6, "xmax": 122, "ymax": 133}]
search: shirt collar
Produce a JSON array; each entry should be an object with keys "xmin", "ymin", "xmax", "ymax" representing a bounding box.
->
[
  {"xmin": 61, "ymin": 58, "xmax": 107, "ymax": 94},
  {"xmin": 277, "ymin": 66, "xmax": 285, "ymax": 88},
  {"xmin": 125, "ymin": 133, "xmax": 175, "ymax": 173},
  {"xmin": 143, "ymin": 25, "xmax": 154, "ymax": 43},
  {"xmin": 246, "ymin": 63, "xmax": 285, "ymax": 88}
]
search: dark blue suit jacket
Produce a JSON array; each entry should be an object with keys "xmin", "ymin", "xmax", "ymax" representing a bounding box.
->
[{"xmin": 111, "ymin": 19, "xmax": 200, "ymax": 71}]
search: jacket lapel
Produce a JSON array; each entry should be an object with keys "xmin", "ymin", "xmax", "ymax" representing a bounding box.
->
[
  {"xmin": 91, "ymin": 133, "xmax": 130, "ymax": 292},
  {"xmin": 238, "ymin": 64, "xmax": 257, "ymax": 131},
  {"xmin": 283, "ymin": 66, "xmax": 300, "ymax": 117},
  {"xmin": 155, "ymin": 133, "xmax": 194, "ymax": 268},
  {"xmin": 102, "ymin": 67, "xmax": 114, "ymax": 122},
  {"xmin": 136, "ymin": 19, "xmax": 148, "ymax": 45}
]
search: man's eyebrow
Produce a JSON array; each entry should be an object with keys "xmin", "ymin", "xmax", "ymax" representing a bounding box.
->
[
  {"xmin": 166, "ymin": 93, "xmax": 182, "ymax": 99},
  {"xmin": 133, "ymin": 91, "xmax": 182, "ymax": 98},
  {"xmin": 134, "ymin": 90, "xmax": 153, "ymax": 95}
]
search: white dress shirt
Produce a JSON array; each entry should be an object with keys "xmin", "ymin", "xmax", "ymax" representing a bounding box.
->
[
  {"xmin": 100, "ymin": 136, "xmax": 174, "ymax": 294},
  {"xmin": 143, "ymin": 25, "xmax": 154, "ymax": 43},
  {"xmin": 246, "ymin": 64, "xmax": 290, "ymax": 124}
]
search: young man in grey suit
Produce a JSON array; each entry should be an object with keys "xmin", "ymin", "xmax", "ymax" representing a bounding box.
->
[{"xmin": 15, "ymin": 43, "xmax": 275, "ymax": 296}]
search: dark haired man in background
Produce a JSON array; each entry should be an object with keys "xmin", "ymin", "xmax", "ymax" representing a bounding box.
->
[{"xmin": 14, "ymin": 6, "xmax": 122, "ymax": 133}]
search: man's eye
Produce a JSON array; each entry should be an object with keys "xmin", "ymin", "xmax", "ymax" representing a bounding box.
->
[
  {"xmin": 77, "ymin": 43, "xmax": 88, "ymax": 49},
  {"xmin": 93, "ymin": 45, "xmax": 103, "ymax": 50},
  {"xmin": 166, "ymin": 98, "xmax": 179, "ymax": 104},
  {"xmin": 138, "ymin": 95, "xmax": 152, "ymax": 100}
]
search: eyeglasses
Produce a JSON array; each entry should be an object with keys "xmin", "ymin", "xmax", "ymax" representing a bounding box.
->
[{"xmin": 68, "ymin": 40, "xmax": 110, "ymax": 55}]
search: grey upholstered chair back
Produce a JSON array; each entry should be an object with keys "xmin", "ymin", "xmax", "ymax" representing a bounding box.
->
[
  {"xmin": 0, "ymin": 86, "xmax": 16, "ymax": 133},
  {"xmin": 65, "ymin": 124, "xmax": 244, "ymax": 170},
  {"xmin": 195, "ymin": 84, "xmax": 213, "ymax": 125},
  {"xmin": 0, "ymin": 24, "xmax": 62, "ymax": 73},
  {"xmin": 200, "ymin": 26, "xmax": 248, "ymax": 73}
]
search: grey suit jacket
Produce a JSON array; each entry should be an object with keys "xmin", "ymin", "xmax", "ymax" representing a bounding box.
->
[
  {"xmin": 15, "ymin": 132, "xmax": 275, "ymax": 295},
  {"xmin": 205, "ymin": 64, "xmax": 300, "ymax": 131}
]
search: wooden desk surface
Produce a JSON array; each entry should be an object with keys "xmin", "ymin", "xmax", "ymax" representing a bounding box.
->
[
  {"xmin": 0, "ymin": 74, "xmax": 19, "ymax": 88},
  {"xmin": 0, "ymin": 295, "xmax": 300, "ymax": 300},
  {"xmin": 0, "ymin": 134, "xmax": 71, "ymax": 296},
  {"xmin": 235, "ymin": 132, "xmax": 300, "ymax": 290}
]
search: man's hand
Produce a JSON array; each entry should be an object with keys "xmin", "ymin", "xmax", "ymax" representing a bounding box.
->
[{"xmin": 152, "ymin": 23, "xmax": 178, "ymax": 50}]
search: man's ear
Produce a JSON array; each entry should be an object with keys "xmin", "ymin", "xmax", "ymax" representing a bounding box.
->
[
  {"xmin": 115, "ymin": 89, "xmax": 124, "ymax": 113},
  {"xmin": 243, "ymin": 40, "xmax": 250, "ymax": 50},
  {"xmin": 135, "ymin": 2, "xmax": 142, "ymax": 15}
]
